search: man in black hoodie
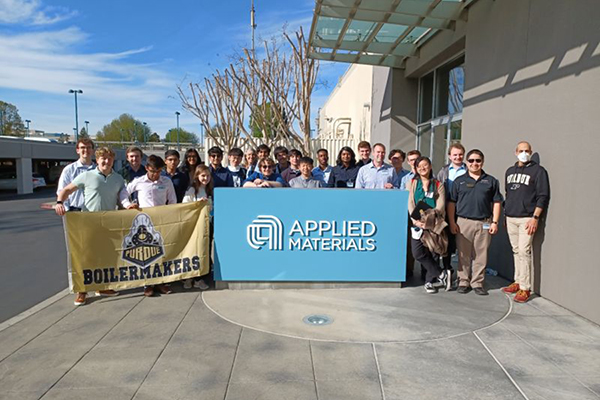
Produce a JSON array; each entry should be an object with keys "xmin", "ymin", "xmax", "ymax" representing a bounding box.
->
[{"xmin": 502, "ymin": 141, "xmax": 550, "ymax": 303}]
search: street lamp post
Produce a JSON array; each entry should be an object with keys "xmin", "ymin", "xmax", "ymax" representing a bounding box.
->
[
  {"xmin": 143, "ymin": 122, "xmax": 147, "ymax": 144},
  {"xmin": 25, "ymin": 119, "xmax": 31, "ymax": 136},
  {"xmin": 84, "ymin": 120, "xmax": 89, "ymax": 136},
  {"xmin": 68, "ymin": 89, "xmax": 83, "ymax": 142},
  {"xmin": 175, "ymin": 112, "xmax": 181, "ymax": 151}
]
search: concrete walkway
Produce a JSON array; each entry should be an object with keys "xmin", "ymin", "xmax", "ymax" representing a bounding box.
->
[{"xmin": 0, "ymin": 276, "xmax": 599, "ymax": 400}]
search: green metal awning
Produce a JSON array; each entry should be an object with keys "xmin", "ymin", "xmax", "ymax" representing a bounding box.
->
[{"xmin": 308, "ymin": 0, "xmax": 471, "ymax": 68}]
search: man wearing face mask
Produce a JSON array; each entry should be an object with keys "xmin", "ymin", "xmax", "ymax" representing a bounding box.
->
[{"xmin": 502, "ymin": 141, "xmax": 550, "ymax": 303}]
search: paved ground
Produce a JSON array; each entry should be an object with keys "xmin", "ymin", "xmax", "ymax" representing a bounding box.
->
[
  {"xmin": 1, "ymin": 275, "xmax": 599, "ymax": 400},
  {"xmin": 0, "ymin": 187, "xmax": 67, "ymax": 322}
]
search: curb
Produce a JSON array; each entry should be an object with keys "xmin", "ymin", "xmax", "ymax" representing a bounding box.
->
[{"xmin": 0, "ymin": 288, "xmax": 70, "ymax": 333}]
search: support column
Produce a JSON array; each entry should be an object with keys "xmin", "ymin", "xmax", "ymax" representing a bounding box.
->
[{"xmin": 16, "ymin": 157, "xmax": 33, "ymax": 194}]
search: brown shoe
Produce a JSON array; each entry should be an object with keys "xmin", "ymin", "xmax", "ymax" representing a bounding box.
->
[
  {"xmin": 155, "ymin": 284, "xmax": 172, "ymax": 295},
  {"xmin": 95, "ymin": 290, "xmax": 119, "ymax": 297},
  {"xmin": 502, "ymin": 282, "xmax": 520, "ymax": 294},
  {"xmin": 74, "ymin": 292, "xmax": 87, "ymax": 306},
  {"xmin": 514, "ymin": 290, "xmax": 531, "ymax": 303},
  {"xmin": 144, "ymin": 286, "xmax": 155, "ymax": 297}
]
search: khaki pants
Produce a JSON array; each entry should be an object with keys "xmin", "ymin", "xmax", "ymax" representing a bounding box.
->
[
  {"xmin": 506, "ymin": 217, "xmax": 535, "ymax": 291},
  {"xmin": 456, "ymin": 217, "xmax": 492, "ymax": 288}
]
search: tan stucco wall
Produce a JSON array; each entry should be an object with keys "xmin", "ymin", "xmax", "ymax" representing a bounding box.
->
[
  {"xmin": 370, "ymin": 67, "xmax": 418, "ymax": 158},
  {"xmin": 461, "ymin": 0, "xmax": 600, "ymax": 324},
  {"xmin": 318, "ymin": 64, "xmax": 373, "ymax": 141}
]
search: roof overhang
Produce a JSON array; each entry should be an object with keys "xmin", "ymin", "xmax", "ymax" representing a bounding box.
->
[{"xmin": 308, "ymin": 0, "xmax": 471, "ymax": 69}]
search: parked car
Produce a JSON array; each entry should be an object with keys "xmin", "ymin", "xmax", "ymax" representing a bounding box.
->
[{"xmin": 0, "ymin": 172, "xmax": 47, "ymax": 190}]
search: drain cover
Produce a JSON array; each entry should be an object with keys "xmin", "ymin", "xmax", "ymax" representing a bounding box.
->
[{"xmin": 303, "ymin": 314, "xmax": 333, "ymax": 326}]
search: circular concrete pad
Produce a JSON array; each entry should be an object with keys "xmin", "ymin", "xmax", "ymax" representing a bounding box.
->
[{"xmin": 203, "ymin": 287, "xmax": 511, "ymax": 343}]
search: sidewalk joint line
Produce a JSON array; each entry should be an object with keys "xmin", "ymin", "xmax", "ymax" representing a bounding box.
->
[
  {"xmin": 38, "ymin": 295, "xmax": 146, "ymax": 400},
  {"xmin": 371, "ymin": 343, "xmax": 386, "ymax": 400},
  {"xmin": 0, "ymin": 293, "xmax": 77, "ymax": 364},
  {"xmin": 473, "ymin": 293, "xmax": 513, "ymax": 333},
  {"xmin": 308, "ymin": 340, "xmax": 320, "ymax": 400},
  {"xmin": 503, "ymin": 325, "xmax": 600, "ymax": 399},
  {"xmin": 473, "ymin": 331, "xmax": 530, "ymax": 400},
  {"xmin": 223, "ymin": 325, "xmax": 244, "ymax": 400},
  {"xmin": 0, "ymin": 288, "xmax": 70, "ymax": 333},
  {"xmin": 129, "ymin": 292, "xmax": 201, "ymax": 400}
]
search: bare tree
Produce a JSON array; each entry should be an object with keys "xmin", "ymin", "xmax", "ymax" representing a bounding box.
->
[{"xmin": 178, "ymin": 27, "xmax": 318, "ymax": 154}]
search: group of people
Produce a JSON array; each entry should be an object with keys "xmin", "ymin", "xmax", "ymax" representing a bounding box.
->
[{"xmin": 55, "ymin": 138, "xmax": 549, "ymax": 306}]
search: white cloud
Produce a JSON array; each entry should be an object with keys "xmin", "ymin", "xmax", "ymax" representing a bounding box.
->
[
  {"xmin": 0, "ymin": 27, "xmax": 174, "ymax": 105},
  {"xmin": 0, "ymin": 0, "xmax": 77, "ymax": 25}
]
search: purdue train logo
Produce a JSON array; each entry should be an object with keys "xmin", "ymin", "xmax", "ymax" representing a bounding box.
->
[
  {"xmin": 122, "ymin": 213, "xmax": 165, "ymax": 268},
  {"xmin": 247, "ymin": 215, "xmax": 283, "ymax": 250}
]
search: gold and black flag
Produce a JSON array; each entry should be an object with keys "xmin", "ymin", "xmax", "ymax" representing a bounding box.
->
[{"xmin": 63, "ymin": 202, "xmax": 210, "ymax": 293}]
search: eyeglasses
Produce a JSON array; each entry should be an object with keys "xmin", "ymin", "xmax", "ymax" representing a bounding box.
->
[
  {"xmin": 187, "ymin": 155, "xmax": 197, "ymax": 159},
  {"xmin": 467, "ymin": 159, "xmax": 483, "ymax": 164},
  {"xmin": 208, "ymin": 154, "xmax": 221, "ymax": 158},
  {"xmin": 261, "ymin": 165, "xmax": 274, "ymax": 170}
]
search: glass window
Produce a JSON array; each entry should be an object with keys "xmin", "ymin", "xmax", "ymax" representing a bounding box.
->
[
  {"xmin": 435, "ymin": 57, "xmax": 464, "ymax": 117},
  {"xmin": 417, "ymin": 124, "xmax": 432, "ymax": 158},
  {"xmin": 419, "ymin": 72, "xmax": 434, "ymax": 124}
]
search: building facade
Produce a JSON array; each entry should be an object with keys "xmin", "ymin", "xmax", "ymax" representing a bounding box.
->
[{"xmin": 309, "ymin": 0, "xmax": 600, "ymax": 324}]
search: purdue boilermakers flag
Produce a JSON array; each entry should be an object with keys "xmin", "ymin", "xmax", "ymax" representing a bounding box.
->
[{"xmin": 64, "ymin": 201, "xmax": 210, "ymax": 293}]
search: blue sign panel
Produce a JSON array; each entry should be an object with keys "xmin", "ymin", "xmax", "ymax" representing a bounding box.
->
[{"xmin": 213, "ymin": 188, "xmax": 408, "ymax": 282}]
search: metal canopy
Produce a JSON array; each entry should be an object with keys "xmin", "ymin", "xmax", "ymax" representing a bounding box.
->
[{"xmin": 308, "ymin": 0, "xmax": 470, "ymax": 68}]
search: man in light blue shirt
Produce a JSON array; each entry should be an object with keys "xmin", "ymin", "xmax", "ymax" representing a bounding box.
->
[
  {"xmin": 312, "ymin": 148, "xmax": 332, "ymax": 185},
  {"xmin": 399, "ymin": 150, "xmax": 421, "ymax": 191},
  {"xmin": 355, "ymin": 143, "xmax": 397, "ymax": 189},
  {"xmin": 437, "ymin": 143, "xmax": 467, "ymax": 195},
  {"xmin": 389, "ymin": 149, "xmax": 410, "ymax": 189},
  {"xmin": 56, "ymin": 138, "xmax": 96, "ymax": 211}
]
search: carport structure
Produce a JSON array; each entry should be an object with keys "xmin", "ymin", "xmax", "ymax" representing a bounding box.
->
[{"xmin": 308, "ymin": 0, "xmax": 472, "ymax": 68}]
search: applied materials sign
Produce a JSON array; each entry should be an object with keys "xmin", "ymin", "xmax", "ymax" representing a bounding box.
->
[{"xmin": 214, "ymin": 188, "xmax": 408, "ymax": 281}]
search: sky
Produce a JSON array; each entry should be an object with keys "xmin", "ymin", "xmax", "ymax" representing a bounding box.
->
[{"xmin": 0, "ymin": 0, "xmax": 348, "ymax": 138}]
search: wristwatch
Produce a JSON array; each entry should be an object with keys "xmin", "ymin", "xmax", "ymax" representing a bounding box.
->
[
  {"xmin": 491, "ymin": 221, "xmax": 498, "ymax": 225},
  {"xmin": 56, "ymin": 200, "xmax": 63, "ymax": 204},
  {"xmin": 533, "ymin": 215, "xmax": 539, "ymax": 220}
]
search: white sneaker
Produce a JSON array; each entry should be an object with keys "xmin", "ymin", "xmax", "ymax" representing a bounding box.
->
[
  {"xmin": 424, "ymin": 282, "xmax": 437, "ymax": 294},
  {"xmin": 433, "ymin": 270, "xmax": 447, "ymax": 288},
  {"xmin": 193, "ymin": 279, "xmax": 209, "ymax": 290},
  {"xmin": 183, "ymin": 279, "xmax": 193, "ymax": 290},
  {"xmin": 445, "ymin": 270, "xmax": 453, "ymax": 292}
]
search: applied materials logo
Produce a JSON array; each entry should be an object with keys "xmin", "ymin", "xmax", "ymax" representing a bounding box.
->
[
  {"xmin": 122, "ymin": 213, "xmax": 165, "ymax": 268},
  {"xmin": 246, "ymin": 215, "xmax": 378, "ymax": 252},
  {"xmin": 247, "ymin": 215, "xmax": 284, "ymax": 250}
]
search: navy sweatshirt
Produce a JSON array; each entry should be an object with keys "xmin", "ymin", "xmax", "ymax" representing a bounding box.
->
[{"xmin": 504, "ymin": 161, "xmax": 550, "ymax": 217}]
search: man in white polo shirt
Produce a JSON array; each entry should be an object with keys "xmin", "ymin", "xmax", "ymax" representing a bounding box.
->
[
  {"xmin": 121, "ymin": 155, "xmax": 177, "ymax": 297},
  {"xmin": 56, "ymin": 147, "xmax": 132, "ymax": 306},
  {"xmin": 56, "ymin": 138, "xmax": 96, "ymax": 211}
]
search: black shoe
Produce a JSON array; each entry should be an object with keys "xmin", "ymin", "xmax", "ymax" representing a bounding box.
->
[
  {"xmin": 473, "ymin": 287, "xmax": 488, "ymax": 296},
  {"xmin": 457, "ymin": 286, "xmax": 470, "ymax": 294}
]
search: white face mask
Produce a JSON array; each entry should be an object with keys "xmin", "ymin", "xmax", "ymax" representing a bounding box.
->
[{"xmin": 517, "ymin": 151, "xmax": 531, "ymax": 163}]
